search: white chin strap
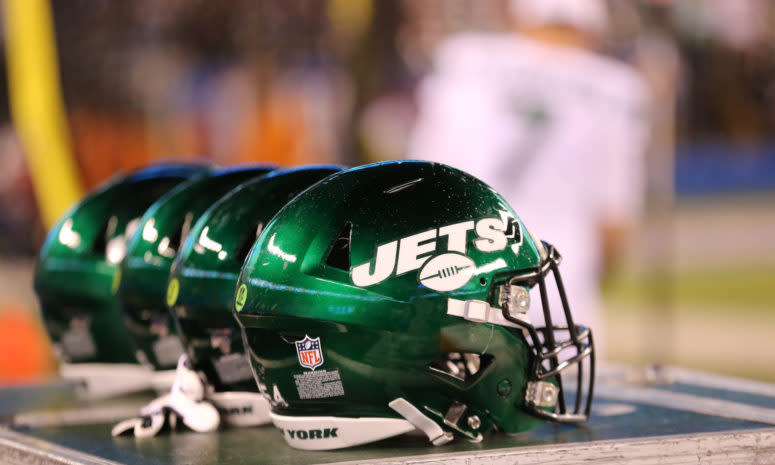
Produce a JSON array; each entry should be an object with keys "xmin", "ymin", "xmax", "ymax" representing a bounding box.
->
[
  {"xmin": 112, "ymin": 355, "xmax": 270, "ymax": 437},
  {"xmin": 446, "ymin": 298, "xmax": 530, "ymax": 328},
  {"xmin": 270, "ymin": 398, "xmax": 455, "ymax": 451}
]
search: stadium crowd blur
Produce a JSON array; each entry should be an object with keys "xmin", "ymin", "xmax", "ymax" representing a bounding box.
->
[
  {"xmin": 0, "ymin": 0, "xmax": 770, "ymax": 247},
  {"xmin": 1, "ymin": 0, "xmax": 774, "ymax": 253},
  {"xmin": 1, "ymin": 0, "xmax": 774, "ymax": 381}
]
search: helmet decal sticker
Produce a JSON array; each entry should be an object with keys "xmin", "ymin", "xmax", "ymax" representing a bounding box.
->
[
  {"xmin": 293, "ymin": 335, "xmax": 345, "ymax": 400},
  {"xmin": 395, "ymin": 228, "xmax": 437, "ymax": 275},
  {"xmin": 166, "ymin": 278, "xmax": 179, "ymax": 307},
  {"xmin": 350, "ymin": 241, "xmax": 397, "ymax": 286},
  {"xmin": 351, "ymin": 217, "xmax": 515, "ymax": 289},
  {"xmin": 296, "ymin": 335, "xmax": 324, "ymax": 370},
  {"xmin": 293, "ymin": 369, "xmax": 345, "ymax": 400},
  {"xmin": 111, "ymin": 268, "xmax": 121, "ymax": 295},
  {"xmin": 438, "ymin": 220, "xmax": 475, "ymax": 253},
  {"xmin": 281, "ymin": 427, "xmax": 340, "ymax": 441},
  {"xmin": 505, "ymin": 216, "xmax": 525, "ymax": 257},
  {"xmin": 418, "ymin": 253, "xmax": 475, "ymax": 292},
  {"xmin": 474, "ymin": 218, "xmax": 508, "ymax": 252},
  {"xmin": 235, "ymin": 284, "xmax": 248, "ymax": 312}
]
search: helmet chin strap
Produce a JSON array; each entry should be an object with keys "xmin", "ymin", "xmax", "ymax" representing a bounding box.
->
[
  {"xmin": 446, "ymin": 297, "xmax": 531, "ymax": 329},
  {"xmin": 388, "ymin": 398, "xmax": 454, "ymax": 446},
  {"xmin": 112, "ymin": 354, "xmax": 270, "ymax": 437}
]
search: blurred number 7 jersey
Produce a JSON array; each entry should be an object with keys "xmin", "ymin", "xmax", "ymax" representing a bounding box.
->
[{"xmin": 410, "ymin": 32, "xmax": 650, "ymax": 334}]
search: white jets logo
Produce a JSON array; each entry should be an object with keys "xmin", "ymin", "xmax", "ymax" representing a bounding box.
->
[{"xmin": 351, "ymin": 217, "xmax": 518, "ymax": 290}]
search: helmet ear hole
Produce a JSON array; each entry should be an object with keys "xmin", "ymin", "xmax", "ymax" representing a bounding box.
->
[
  {"xmin": 163, "ymin": 217, "xmax": 186, "ymax": 256},
  {"xmin": 325, "ymin": 222, "xmax": 353, "ymax": 271},
  {"xmin": 428, "ymin": 352, "xmax": 493, "ymax": 386},
  {"xmin": 90, "ymin": 216, "xmax": 112, "ymax": 255}
]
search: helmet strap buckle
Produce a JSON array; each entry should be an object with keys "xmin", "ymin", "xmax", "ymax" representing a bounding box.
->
[
  {"xmin": 462, "ymin": 300, "xmax": 490, "ymax": 323},
  {"xmin": 423, "ymin": 401, "xmax": 484, "ymax": 443},
  {"xmin": 442, "ymin": 400, "xmax": 468, "ymax": 429}
]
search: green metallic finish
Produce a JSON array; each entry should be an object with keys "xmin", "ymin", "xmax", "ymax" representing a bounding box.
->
[
  {"xmin": 235, "ymin": 161, "xmax": 546, "ymax": 438},
  {"xmin": 34, "ymin": 165, "xmax": 208, "ymax": 364},
  {"xmin": 118, "ymin": 165, "xmax": 275, "ymax": 370},
  {"xmin": 168, "ymin": 166, "xmax": 343, "ymax": 392}
]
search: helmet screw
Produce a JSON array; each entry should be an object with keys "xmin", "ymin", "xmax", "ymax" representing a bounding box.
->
[
  {"xmin": 467, "ymin": 415, "xmax": 481, "ymax": 430},
  {"xmin": 497, "ymin": 379, "xmax": 512, "ymax": 397}
]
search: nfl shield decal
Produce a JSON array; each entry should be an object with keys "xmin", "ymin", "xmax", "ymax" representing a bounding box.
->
[{"xmin": 296, "ymin": 335, "xmax": 324, "ymax": 370}]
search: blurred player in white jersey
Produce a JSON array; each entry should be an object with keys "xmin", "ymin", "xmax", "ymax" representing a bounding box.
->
[{"xmin": 409, "ymin": 0, "xmax": 652, "ymax": 353}]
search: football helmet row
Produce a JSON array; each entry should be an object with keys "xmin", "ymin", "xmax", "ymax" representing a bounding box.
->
[{"xmin": 35, "ymin": 160, "xmax": 594, "ymax": 450}]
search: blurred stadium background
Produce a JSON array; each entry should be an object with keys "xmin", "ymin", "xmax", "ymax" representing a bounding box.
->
[{"xmin": 0, "ymin": 0, "xmax": 772, "ymax": 383}]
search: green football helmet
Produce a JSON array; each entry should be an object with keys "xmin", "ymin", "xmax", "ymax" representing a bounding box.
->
[
  {"xmin": 234, "ymin": 161, "xmax": 595, "ymax": 450},
  {"xmin": 117, "ymin": 165, "xmax": 275, "ymax": 373},
  {"xmin": 164, "ymin": 165, "xmax": 343, "ymax": 428},
  {"xmin": 34, "ymin": 164, "xmax": 208, "ymax": 396}
]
